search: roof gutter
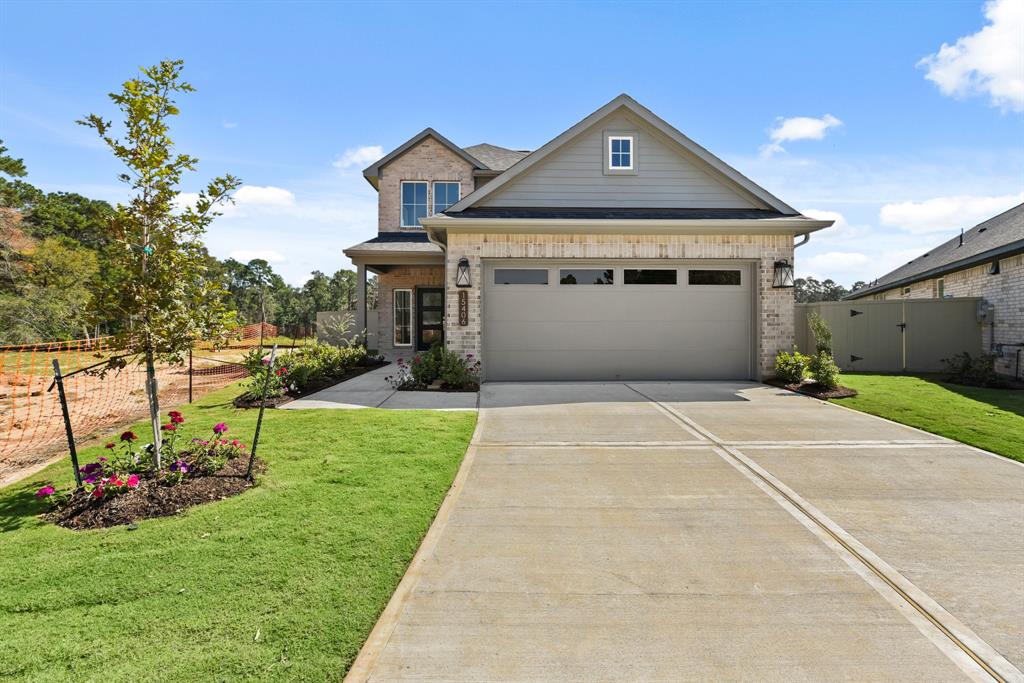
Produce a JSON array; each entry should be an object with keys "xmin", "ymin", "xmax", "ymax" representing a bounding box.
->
[
  {"xmin": 845, "ymin": 238, "xmax": 1024, "ymax": 300},
  {"xmin": 421, "ymin": 215, "xmax": 833, "ymax": 236}
]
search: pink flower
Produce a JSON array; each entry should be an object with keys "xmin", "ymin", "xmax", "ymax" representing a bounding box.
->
[
  {"xmin": 35, "ymin": 486, "xmax": 55, "ymax": 498},
  {"xmin": 91, "ymin": 486, "xmax": 104, "ymax": 498},
  {"xmin": 231, "ymin": 439, "xmax": 241, "ymax": 447},
  {"xmin": 111, "ymin": 478, "xmax": 124, "ymax": 487},
  {"xmin": 213, "ymin": 423, "xmax": 228, "ymax": 435},
  {"xmin": 127, "ymin": 475, "xmax": 140, "ymax": 488}
]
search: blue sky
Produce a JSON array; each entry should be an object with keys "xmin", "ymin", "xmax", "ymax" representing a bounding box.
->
[{"xmin": 2, "ymin": 0, "xmax": 1022, "ymax": 285}]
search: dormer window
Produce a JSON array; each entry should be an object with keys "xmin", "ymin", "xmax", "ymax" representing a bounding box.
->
[
  {"xmin": 609, "ymin": 136, "xmax": 633, "ymax": 169},
  {"xmin": 400, "ymin": 181, "xmax": 428, "ymax": 228}
]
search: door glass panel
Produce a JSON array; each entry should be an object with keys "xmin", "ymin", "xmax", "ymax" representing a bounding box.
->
[
  {"xmin": 688, "ymin": 269, "xmax": 741, "ymax": 286},
  {"xmin": 422, "ymin": 310, "xmax": 443, "ymax": 325},
  {"xmin": 421, "ymin": 292, "xmax": 443, "ymax": 307},
  {"xmin": 559, "ymin": 268, "xmax": 613, "ymax": 285},
  {"xmin": 494, "ymin": 269, "xmax": 548, "ymax": 285},
  {"xmin": 624, "ymin": 269, "xmax": 677, "ymax": 285},
  {"xmin": 420, "ymin": 329, "xmax": 443, "ymax": 346}
]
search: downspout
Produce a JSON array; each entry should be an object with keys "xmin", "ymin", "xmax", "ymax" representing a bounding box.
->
[{"xmin": 794, "ymin": 232, "xmax": 810, "ymax": 249}]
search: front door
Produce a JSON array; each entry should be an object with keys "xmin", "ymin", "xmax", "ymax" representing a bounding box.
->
[{"xmin": 416, "ymin": 288, "xmax": 444, "ymax": 351}]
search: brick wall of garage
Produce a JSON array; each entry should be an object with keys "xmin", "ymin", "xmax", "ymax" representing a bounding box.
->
[
  {"xmin": 443, "ymin": 232, "xmax": 796, "ymax": 379},
  {"xmin": 376, "ymin": 266, "xmax": 445, "ymax": 355},
  {"xmin": 874, "ymin": 253, "xmax": 1023, "ymax": 376}
]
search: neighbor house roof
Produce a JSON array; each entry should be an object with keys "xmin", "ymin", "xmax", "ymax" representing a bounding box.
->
[
  {"xmin": 845, "ymin": 203, "xmax": 1024, "ymax": 299},
  {"xmin": 443, "ymin": 94, "xmax": 800, "ymax": 216}
]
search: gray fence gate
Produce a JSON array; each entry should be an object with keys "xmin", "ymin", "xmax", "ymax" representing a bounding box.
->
[{"xmin": 795, "ymin": 298, "xmax": 983, "ymax": 372}]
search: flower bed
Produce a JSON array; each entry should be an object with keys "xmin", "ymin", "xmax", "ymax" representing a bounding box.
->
[
  {"xmin": 386, "ymin": 346, "xmax": 480, "ymax": 392},
  {"xmin": 765, "ymin": 377, "xmax": 858, "ymax": 400},
  {"xmin": 35, "ymin": 413, "xmax": 263, "ymax": 530}
]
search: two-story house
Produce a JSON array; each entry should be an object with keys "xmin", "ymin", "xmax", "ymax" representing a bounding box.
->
[{"xmin": 343, "ymin": 94, "xmax": 832, "ymax": 381}]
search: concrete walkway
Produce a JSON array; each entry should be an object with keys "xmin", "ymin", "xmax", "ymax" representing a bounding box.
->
[
  {"xmin": 280, "ymin": 365, "xmax": 478, "ymax": 410},
  {"xmin": 347, "ymin": 382, "xmax": 1024, "ymax": 682}
]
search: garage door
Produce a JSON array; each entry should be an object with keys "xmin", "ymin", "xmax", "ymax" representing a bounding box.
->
[{"xmin": 483, "ymin": 260, "xmax": 755, "ymax": 381}]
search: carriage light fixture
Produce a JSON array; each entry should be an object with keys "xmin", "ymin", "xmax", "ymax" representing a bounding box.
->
[
  {"xmin": 772, "ymin": 259, "xmax": 795, "ymax": 288},
  {"xmin": 455, "ymin": 257, "xmax": 472, "ymax": 287}
]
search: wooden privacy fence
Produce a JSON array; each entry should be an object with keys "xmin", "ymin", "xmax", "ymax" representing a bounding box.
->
[{"xmin": 795, "ymin": 298, "xmax": 984, "ymax": 373}]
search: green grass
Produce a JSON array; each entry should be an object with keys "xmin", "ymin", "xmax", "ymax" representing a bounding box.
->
[
  {"xmin": 0, "ymin": 383, "xmax": 476, "ymax": 681},
  {"xmin": 832, "ymin": 374, "xmax": 1024, "ymax": 461}
]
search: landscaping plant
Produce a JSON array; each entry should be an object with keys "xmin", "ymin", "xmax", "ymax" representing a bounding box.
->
[
  {"xmin": 774, "ymin": 349, "xmax": 810, "ymax": 384},
  {"xmin": 386, "ymin": 346, "xmax": 481, "ymax": 391},
  {"xmin": 808, "ymin": 351, "xmax": 841, "ymax": 389},
  {"xmin": 80, "ymin": 60, "xmax": 240, "ymax": 467},
  {"xmin": 941, "ymin": 351, "xmax": 1000, "ymax": 388},
  {"xmin": 807, "ymin": 311, "xmax": 833, "ymax": 354}
]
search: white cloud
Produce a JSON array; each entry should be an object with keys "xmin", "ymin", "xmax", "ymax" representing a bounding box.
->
[
  {"xmin": 760, "ymin": 114, "xmax": 843, "ymax": 157},
  {"xmin": 918, "ymin": 0, "xmax": 1024, "ymax": 112},
  {"xmin": 332, "ymin": 145, "xmax": 384, "ymax": 169},
  {"xmin": 234, "ymin": 185, "xmax": 295, "ymax": 207},
  {"xmin": 229, "ymin": 249, "xmax": 286, "ymax": 263},
  {"xmin": 222, "ymin": 121, "xmax": 238, "ymax": 129},
  {"xmin": 879, "ymin": 192, "xmax": 1023, "ymax": 233}
]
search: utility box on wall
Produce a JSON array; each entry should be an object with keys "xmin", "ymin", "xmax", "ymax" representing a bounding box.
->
[{"xmin": 795, "ymin": 298, "xmax": 984, "ymax": 373}]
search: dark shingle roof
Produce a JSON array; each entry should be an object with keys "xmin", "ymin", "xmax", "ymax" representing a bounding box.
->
[
  {"xmin": 364, "ymin": 232, "xmax": 432, "ymax": 243},
  {"xmin": 847, "ymin": 203, "xmax": 1024, "ymax": 299},
  {"xmin": 462, "ymin": 144, "xmax": 530, "ymax": 171},
  {"xmin": 444, "ymin": 207, "xmax": 793, "ymax": 220}
]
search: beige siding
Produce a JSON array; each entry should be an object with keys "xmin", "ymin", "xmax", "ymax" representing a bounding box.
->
[
  {"xmin": 377, "ymin": 137, "xmax": 476, "ymax": 233},
  {"xmin": 444, "ymin": 233, "xmax": 793, "ymax": 379},
  {"xmin": 478, "ymin": 111, "xmax": 763, "ymax": 209},
  {"xmin": 873, "ymin": 253, "xmax": 1023, "ymax": 376}
]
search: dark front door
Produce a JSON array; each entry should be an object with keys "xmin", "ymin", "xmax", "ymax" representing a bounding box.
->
[{"xmin": 416, "ymin": 288, "xmax": 444, "ymax": 351}]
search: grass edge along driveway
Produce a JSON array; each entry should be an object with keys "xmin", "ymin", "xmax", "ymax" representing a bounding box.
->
[
  {"xmin": 0, "ymin": 382, "xmax": 476, "ymax": 682},
  {"xmin": 832, "ymin": 373, "xmax": 1023, "ymax": 462}
]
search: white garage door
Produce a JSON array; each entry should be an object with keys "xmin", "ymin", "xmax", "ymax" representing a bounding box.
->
[{"xmin": 482, "ymin": 260, "xmax": 755, "ymax": 381}]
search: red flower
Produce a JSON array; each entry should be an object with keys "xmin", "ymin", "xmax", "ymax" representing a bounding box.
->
[
  {"xmin": 111, "ymin": 478, "xmax": 124, "ymax": 487},
  {"xmin": 91, "ymin": 486, "xmax": 104, "ymax": 498},
  {"xmin": 170, "ymin": 414, "xmax": 185, "ymax": 424},
  {"xmin": 168, "ymin": 410, "xmax": 183, "ymax": 419},
  {"xmin": 104, "ymin": 442, "xmax": 115, "ymax": 450},
  {"xmin": 161, "ymin": 423, "xmax": 177, "ymax": 431},
  {"xmin": 120, "ymin": 431, "xmax": 137, "ymax": 442}
]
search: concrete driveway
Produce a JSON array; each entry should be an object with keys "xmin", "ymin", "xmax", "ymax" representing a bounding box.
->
[{"xmin": 347, "ymin": 382, "xmax": 1024, "ymax": 682}]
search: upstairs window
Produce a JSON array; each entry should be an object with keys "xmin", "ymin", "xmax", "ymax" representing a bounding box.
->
[
  {"xmin": 433, "ymin": 182, "xmax": 460, "ymax": 214},
  {"xmin": 609, "ymin": 136, "xmax": 633, "ymax": 169},
  {"xmin": 401, "ymin": 181, "xmax": 428, "ymax": 228}
]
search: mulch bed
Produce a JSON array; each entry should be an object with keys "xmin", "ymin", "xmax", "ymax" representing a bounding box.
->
[
  {"xmin": 765, "ymin": 378, "xmax": 858, "ymax": 400},
  {"xmin": 45, "ymin": 456, "xmax": 266, "ymax": 530},
  {"xmin": 232, "ymin": 361, "xmax": 388, "ymax": 408}
]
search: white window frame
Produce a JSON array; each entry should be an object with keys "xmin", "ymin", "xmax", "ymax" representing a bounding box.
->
[
  {"xmin": 432, "ymin": 181, "xmax": 461, "ymax": 215},
  {"xmin": 936, "ymin": 278, "xmax": 945, "ymax": 298},
  {"xmin": 400, "ymin": 181, "xmax": 428, "ymax": 228},
  {"xmin": 393, "ymin": 288, "xmax": 412, "ymax": 346},
  {"xmin": 608, "ymin": 135, "xmax": 634, "ymax": 170}
]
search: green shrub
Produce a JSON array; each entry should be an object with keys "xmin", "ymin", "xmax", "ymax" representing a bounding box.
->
[
  {"xmin": 774, "ymin": 349, "xmax": 810, "ymax": 384},
  {"xmin": 942, "ymin": 351, "xmax": 999, "ymax": 387},
  {"xmin": 387, "ymin": 345, "xmax": 480, "ymax": 390},
  {"xmin": 808, "ymin": 351, "xmax": 841, "ymax": 389},
  {"xmin": 807, "ymin": 312, "xmax": 833, "ymax": 355}
]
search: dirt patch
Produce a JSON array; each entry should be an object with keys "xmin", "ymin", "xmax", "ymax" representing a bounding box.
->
[
  {"xmin": 45, "ymin": 456, "xmax": 265, "ymax": 530},
  {"xmin": 766, "ymin": 378, "xmax": 858, "ymax": 400}
]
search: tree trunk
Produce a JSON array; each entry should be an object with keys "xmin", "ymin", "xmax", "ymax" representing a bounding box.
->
[{"xmin": 145, "ymin": 350, "xmax": 163, "ymax": 469}]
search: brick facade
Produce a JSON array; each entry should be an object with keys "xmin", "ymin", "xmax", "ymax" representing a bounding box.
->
[
  {"xmin": 377, "ymin": 137, "xmax": 475, "ymax": 233},
  {"xmin": 375, "ymin": 266, "xmax": 445, "ymax": 356},
  {"xmin": 443, "ymin": 232, "xmax": 795, "ymax": 379},
  {"xmin": 874, "ymin": 253, "xmax": 1023, "ymax": 376}
]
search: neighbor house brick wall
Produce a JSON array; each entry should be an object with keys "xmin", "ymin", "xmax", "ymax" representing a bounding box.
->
[
  {"xmin": 376, "ymin": 266, "xmax": 444, "ymax": 356},
  {"xmin": 377, "ymin": 138, "xmax": 476, "ymax": 233},
  {"xmin": 444, "ymin": 232, "xmax": 795, "ymax": 379},
  {"xmin": 875, "ymin": 253, "xmax": 1023, "ymax": 376}
]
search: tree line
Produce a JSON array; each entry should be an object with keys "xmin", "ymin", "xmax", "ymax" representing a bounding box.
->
[{"xmin": 0, "ymin": 140, "xmax": 375, "ymax": 344}]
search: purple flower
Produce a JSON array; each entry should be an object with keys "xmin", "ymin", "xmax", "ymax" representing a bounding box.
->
[
  {"xmin": 170, "ymin": 459, "xmax": 190, "ymax": 474},
  {"xmin": 35, "ymin": 486, "xmax": 55, "ymax": 498},
  {"xmin": 80, "ymin": 462, "xmax": 103, "ymax": 475},
  {"xmin": 213, "ymin": 423, "xmax": 228, "ymax": 435}
]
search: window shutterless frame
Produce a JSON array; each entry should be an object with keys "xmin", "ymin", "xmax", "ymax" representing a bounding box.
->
[
  {"xmin": 400, "ymin": 181, "xmax": 428, "ymax": 228},
  {"xmin": 608, "ymin": 135, "xmax": 633, "ymax": 169},
  {"xmin": 432, "ymin": 181, "xmax": 461, "ymax": 215},
  {"xmin": 393, "ymin": 288, "xmax": 412, "ymax": 346}
]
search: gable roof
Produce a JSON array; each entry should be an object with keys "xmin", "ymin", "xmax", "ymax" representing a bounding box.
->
[
  {"xmin": 463, "ymin": 143, "xmax": 530, "ymax": 171},
  {"xmin": 444, "ymin": 94, "xmax": 799, "ymax": 215},
  {"xmin": 846, "ymin": 202, "xmax": 1024, "ymax": 299},
  {"xmin": 362, "ymin": 128, "xmax": 486, "ymax": 189}
]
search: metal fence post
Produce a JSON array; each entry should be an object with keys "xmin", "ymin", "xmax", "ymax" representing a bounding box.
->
[
  {"xmin": 51, "ymin": 359, "xmax": 82, "ymax": 488},
  {"xmin": 188, "ymin": 348, "xmax": 194, "ymax": 404},
  {"xmin": 245, "ymin": 344, "xmax": 277, "ymax": 481}
]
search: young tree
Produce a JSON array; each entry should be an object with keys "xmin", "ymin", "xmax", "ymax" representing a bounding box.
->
[{"xmin": 79, "ymin": 60, "xmax": 240, "ymax": 467}]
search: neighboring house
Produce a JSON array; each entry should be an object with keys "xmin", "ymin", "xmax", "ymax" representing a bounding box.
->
[
  {"xmin": 845, "ymin": 203, "xmax": 1023, "ymax": 376},
  {"xmin": 344, "ymin": 94, "xmax": 832, "ymax": 381}
]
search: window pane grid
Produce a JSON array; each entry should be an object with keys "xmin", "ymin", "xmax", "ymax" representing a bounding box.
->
[
  {"xmin": 433, "ymin": 182, "xmax": 460, "ymax": 214},
  {"xmin": 394, "ymin": 290, "xmax": 411, "ymax": 345},
  {"xmin": 401, "ymin": 182, "xmax": 428, "ymax": 227},
  {"xmin": 609, "ymin": 137, "xmax": 632, "ymax": 168}
]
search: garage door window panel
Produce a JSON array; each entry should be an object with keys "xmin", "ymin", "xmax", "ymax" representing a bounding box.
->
[
  {"xmin": 494, "ymin": 269, "xmax": 549, "ymax": 285},
  {"xmin": 559, "ymin": 268, "xmax": 614, "ymax": 285},
  {"xmin": 688, "ymin": 269, "xmax": 742, "ymax": 286},
  {"xmin": 624, "ymin": 269, "xmax": 678, "ymax": 285}
]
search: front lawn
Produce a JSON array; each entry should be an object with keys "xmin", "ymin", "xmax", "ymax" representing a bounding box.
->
[
  {"xmin": 0, "ymin": 383, "xmax": 476, "ymax": 681},
  {"xmin": 833, "ymin": 374, "xmax": 1024, "ymax": 461}
]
